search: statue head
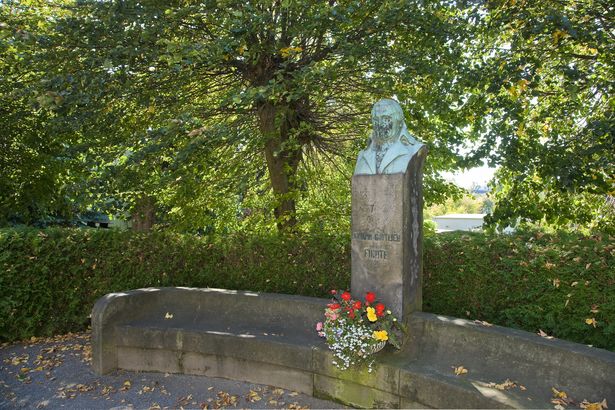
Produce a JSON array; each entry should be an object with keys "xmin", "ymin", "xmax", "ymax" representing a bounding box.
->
[{"xmin": 371, "ymin": 99, "xmax": 404, "ymax": 146}]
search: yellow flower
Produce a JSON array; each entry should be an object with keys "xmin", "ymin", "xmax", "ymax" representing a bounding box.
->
[
  {"xmin": 366, "ymin": 307, "xmax": 377, "ymax": 322},
  {"xmin": 373, "ymin": 330, "xmax": 388, "ymax": 341}
]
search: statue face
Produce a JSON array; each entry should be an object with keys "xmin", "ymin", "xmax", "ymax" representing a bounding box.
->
[{"xmin": 371, "ymin": 99, "xmax": 403, "ymax": 145}]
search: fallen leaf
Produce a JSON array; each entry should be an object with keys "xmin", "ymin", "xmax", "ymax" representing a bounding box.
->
[
  {"xmin": 100, "ymin": 385, "xmax": 115, "ymax": 396},
  {"xmin": 520, "ymin": 385, "xmax": 527, "ymax": 391},
  {"xmin": 538, "ymin": 329, "xmax": 554, "ymax": 339},
  {"xmin": 552, "ymin": 278, "xmax": 560, "ymax": 287},
  {"xmin": 272, "ymin": 388, "xmax": 285, "ymax": 396},
  {"xmin": 139, "ymin": 385, "xmax": 154, "ymax": 394},
  {"xmin": 487, "ymin": 379, "xmax": 517, "ymax": 390},
  {"xmin": 164, "ymin": 312, "xmax": 173, "ymax": 319},
  {"xmin": 473, "ymin": 320, "xmax": 493, "ymax": 327},
  {"xmin": 585, "ymin": 318, "xmax": 597, "ymax": 328},
  {"xmin": 216, "ymin": 391, "xmax": 237, "ymax": 407},
  {"xmin": 571, "ymin": 281, "xmax": 579, "ymax": 287},
  {"xmin": 246, "ymin": 390, "xmax": 262, "ymax": 402},
  {"xmin": 120, "ymin": 380, "xmax": 131, "ymax": 391},
  {"xmin": 551, "ymin": 387, "xmax": 575, "ymax": 407},
  {"xmin": 289, "ymin": 392, "xmax": 299, "ymax": 397},
  {"xmin": 453, "ymin": 366, "xmax": 468, "ymax": 376},
  {"xmin": 176, "ymin": 394, "xmax": 193, "ymax": 407},
  {"xmin": 580, "ymin": 399, "xmax": 608, "ymax": 410},
  {"xmin": 590, "ymin": 304, "xmax": 600, "ymax": 314},
  {"xmin": 552, "ymin": 387, "xmax": 568, "ymax": 399}
]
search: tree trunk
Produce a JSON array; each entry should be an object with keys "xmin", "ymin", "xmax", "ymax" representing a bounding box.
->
[
  {"xmin": 257, "ymin": 102, "xmax": 303, "ymax": 232},
  {"xmin": 131, "ymin": 195, "xmax": 156, "ymax": 232}
]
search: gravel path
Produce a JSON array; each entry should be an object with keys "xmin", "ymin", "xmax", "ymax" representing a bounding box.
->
[{"xmin": 0, "ymin": 331, "xmax": 345, "ymax": 409}]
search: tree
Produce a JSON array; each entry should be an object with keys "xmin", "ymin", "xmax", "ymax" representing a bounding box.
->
[
  {"xmin": 0, "ymin": 1, "xmax": 83, "ymax": 225},
  {"xmin": 469, "ymin": 0, "xmax": 614, "ymax": 230},
  {"xmin": 20, "ymin": 0, "xmax": 479, "ymax": 231}
]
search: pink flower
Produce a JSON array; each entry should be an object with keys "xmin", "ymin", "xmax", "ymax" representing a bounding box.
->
[
  {"xmin": 325, "ymin": 310, "xmax": 338, "ymax": 321},
  {"xmin": 316, "ymin": 322, "xmax": 323, "ymax": 331}
]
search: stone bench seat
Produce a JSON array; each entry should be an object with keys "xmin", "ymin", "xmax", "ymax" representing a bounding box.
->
[{"xmin": 93, "ymin": 287, "xmax": 615, "ymax": 408}]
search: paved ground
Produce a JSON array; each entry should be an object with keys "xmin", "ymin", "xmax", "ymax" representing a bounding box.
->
[{"xmin": 0, "ymin": 331, "xmax": 345, "ymax": 409}]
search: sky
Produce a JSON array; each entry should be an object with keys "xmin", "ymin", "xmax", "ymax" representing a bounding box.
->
[{"xmin": 441, "ymin": 165, "xmax": 497, "ymax": 190}]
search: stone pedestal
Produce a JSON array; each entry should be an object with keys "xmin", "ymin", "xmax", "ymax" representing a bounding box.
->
[{"xmin": 351, "ymin": 147, "xmax": 427, "ymax": 321}]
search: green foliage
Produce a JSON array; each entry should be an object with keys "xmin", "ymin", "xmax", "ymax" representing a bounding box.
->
[
  {"xmin": 0, "ymin": 227, "xmax": 349, "ymax": 341},
  {"xmin": 424, "ymin": 230, "xmax": 615, "ymax": 350},
  {"xmin": 0, "ymin": 0, "xmax": 487, "ymax": 230},
  {"xmin": 424, "ymin": 193, "xmax": 488, "ymax": 220},
  {"xmin": 2, "ymin": 227, "xmax": 613, "ymax": 352},
  {"xmin": 471, "ymin": 0, "xmax": 614, "ymax": 228},
  {"xmin": 4, "ymin": 0, "xmax": 611, "ymax": 231},
  {"xmin": 486, "ymin": 170, "xmax": 615, "ymax": 234}
]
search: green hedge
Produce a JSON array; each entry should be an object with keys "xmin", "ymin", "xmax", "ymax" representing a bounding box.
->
[
  {"xmin": 1, "ymin": 227, "xmax": 613, "ymax": 351},
  {"xmin": 423, "ymin": 231, "xmax": 615, "ymax": 351},
  {"xmin": 0, "ymin": 228, "xmax": 350, "ymax": 342}
]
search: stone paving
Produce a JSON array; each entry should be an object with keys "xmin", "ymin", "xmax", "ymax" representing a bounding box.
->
[{"xmin": 0, "ymin": 331, "xmax": 345, "ymax": 409}]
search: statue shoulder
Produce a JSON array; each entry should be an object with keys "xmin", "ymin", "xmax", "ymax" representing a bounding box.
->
[{"xmin": 400, "ymin": 133, "xmax": 417, "ymax": 146}]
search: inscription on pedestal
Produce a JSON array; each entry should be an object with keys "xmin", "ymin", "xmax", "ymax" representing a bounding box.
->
[
  {"xmin": 351, "ymin": 174, "xmax": 409, "ymax": 319},
  {"xmin": 351, "ymin": 98, "xmax": 427, "ymax": 323}
]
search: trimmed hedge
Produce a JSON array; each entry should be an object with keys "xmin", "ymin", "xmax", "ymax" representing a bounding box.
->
[
  {"xmin": 0, "ymin": 228, "xmax": 350, "ymax": 342},
  {"xmin": 424, "ymin": 231, "xmax": 615, "ymax": 351},
  {"xmin": 1, "ymin": 227, "xmax": 613, "ymax": 351}
]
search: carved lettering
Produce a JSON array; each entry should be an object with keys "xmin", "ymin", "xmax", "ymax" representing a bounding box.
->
[
  {"xmin": 364, "ymin": 248, "xmax": 387, "ymax": 260},
  {"xmin": 352, "ymin": 232, "xmax": 400, "ymax": 242}
]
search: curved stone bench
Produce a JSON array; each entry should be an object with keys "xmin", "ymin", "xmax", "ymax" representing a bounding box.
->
[{"xmin": 92, "ymin": 287, "xmax": 615, "ymax": 408}]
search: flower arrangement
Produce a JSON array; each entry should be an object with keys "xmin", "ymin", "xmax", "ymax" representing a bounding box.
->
[{"xmin": 316, "ymin": 290, "xmax": 403, "ymax": 371}]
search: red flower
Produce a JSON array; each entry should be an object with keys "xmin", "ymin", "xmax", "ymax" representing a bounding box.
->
[
  {"xmin": 330, "ymin": 289, "xmax": 337, "ymax": 295},
  {"xmin": 341, "ymin": 291, "xmax": 352, "ymax": 301},
  {"xmin": 375, "ymin": 303, "xmax": 386, "ymax": 316},
  {"xmin": 353, "ymin": 300, "xmax": 362, "ymax": 310},
  {"xmin": 328, "ymin": 303, "xmax": 341, "ymax": 310},
  {"xmin": 365, "ymin": 292, "xmax": 376, "ymax": 304},
  {"xmin": 348, "ymin": 310, "xmax": 356, "ymax": 319}
]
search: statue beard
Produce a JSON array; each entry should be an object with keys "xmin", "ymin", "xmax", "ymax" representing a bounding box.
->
[{"xmin": 373, "ymin": 124, "xmax": 399, "ymax": 148}]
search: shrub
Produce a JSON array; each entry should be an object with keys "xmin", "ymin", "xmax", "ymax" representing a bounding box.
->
[
  {"xmin": 0, "ymin": 227, "xmax": 349, "ymax": 341},
  {"xmin": 1, "ymin": 227, "xmax": 613, "ymax": 351},
  {"xmin": 424, "ymin": 230, "xmax": 615, "ymax": 351}
]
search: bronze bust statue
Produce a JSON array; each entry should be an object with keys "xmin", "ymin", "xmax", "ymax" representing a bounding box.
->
[{"xmin": 354, "ymin": 99, "xmax": 424, "ymax": 175}]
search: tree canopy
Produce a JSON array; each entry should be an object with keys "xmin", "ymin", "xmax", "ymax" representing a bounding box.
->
[{"xmin": 1, "ymin": 0, "xmax": 612, "ymax": 233}]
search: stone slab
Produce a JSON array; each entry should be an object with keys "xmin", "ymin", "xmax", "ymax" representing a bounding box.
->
[
  {"xmin": 399, "ymin": 364, "xmax": 523, "ymax": 409},
  {"xmin": 314, "ymin": 374, "xmax": 400, "ymax": 409},
  {"xmin": 116, "ymin": 324, "xmax": 317, "ymax": 371},
  {"xmin": 93, "ymin": 288, "xmax": 615, "ymax": 408},
  {"xmin": 351, "ymin": 148, "xmax": 426, "ymax": 321},
  {"xmin": 312, "ymin": 347, "xmax": 399, "ymax": 394},
  {"xmin": 408, "ymin": 312, "xmax": 615, "ymax": 403},
  {"xmin": 182, "ymin": 352, "xmax": 314, "ymax": 395},
  {"xmin": 117, "ymin": 346, "xmax": 182, "ymax": 374}
]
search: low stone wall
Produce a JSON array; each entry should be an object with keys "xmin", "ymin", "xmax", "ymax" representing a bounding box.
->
[{"xmin": 92, "ymin": 287, "xmax": 615, "ymax": 408}]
